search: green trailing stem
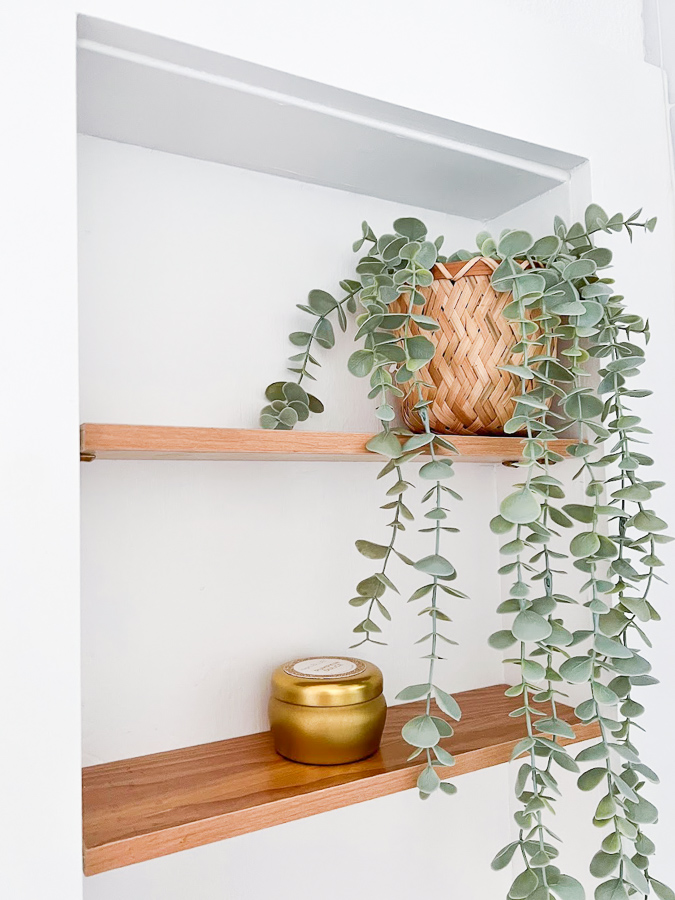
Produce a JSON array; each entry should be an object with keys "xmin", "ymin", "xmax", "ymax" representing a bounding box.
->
[{"xmin": 258, "ymin": 205, "xmax": 669, "ymax": 898}]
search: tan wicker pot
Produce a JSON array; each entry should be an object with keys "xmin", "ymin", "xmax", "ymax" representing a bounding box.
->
[{"xmin": 396, "ymin": 256, "xmax": 547, "ymax": 436}]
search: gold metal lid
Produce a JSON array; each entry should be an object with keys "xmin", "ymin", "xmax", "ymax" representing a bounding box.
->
[{"xmin": 270, "ymin": 657, "xmax": 383, "ymax": 707}]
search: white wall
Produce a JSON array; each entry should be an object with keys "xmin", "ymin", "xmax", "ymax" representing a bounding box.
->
[
  {"xmin": 3, "ymin": 1, "xmax": 675, "ymax": 899},
  {"xmin": 78, "ymin": 136, "xmax": 505, "ymax": 763}
]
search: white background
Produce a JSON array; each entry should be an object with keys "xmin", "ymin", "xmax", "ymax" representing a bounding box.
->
[{"xmin": 3, "ymin": 2, "xmax": 675, "ymax": 899}]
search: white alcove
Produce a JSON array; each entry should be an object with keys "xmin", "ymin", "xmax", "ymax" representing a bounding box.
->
[{"xmin": 77, "ymin": 14, "xmax": 593, "ymax": 899}]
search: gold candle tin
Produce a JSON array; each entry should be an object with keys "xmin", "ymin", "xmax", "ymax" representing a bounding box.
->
[{"xmin": 268, "ymin": 657, "xmax": 386, "ymax": 765}]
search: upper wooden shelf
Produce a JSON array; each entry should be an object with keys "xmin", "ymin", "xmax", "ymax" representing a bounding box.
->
[
  {"xmin": 82, "ymin": 683, "xmax": 598, "ymax": 875},
  {"xmin": 80, "ymin": 424, "xmax": 570, "ymax": 464}
]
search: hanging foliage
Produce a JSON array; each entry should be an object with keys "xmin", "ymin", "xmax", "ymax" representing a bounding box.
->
[{"xmin": 260, "ymin": 205, "xmax": 669, "ymax": 899}]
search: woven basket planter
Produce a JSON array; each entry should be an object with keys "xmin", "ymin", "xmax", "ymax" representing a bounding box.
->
[{"xmin": 396, "ymin": 256, "xmax": 547, "ymax": 436}]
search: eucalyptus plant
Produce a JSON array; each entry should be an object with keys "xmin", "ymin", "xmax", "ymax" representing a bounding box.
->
[{"xmin": 260, "ymin": 205, "xmax": 670, "ymax": 899}]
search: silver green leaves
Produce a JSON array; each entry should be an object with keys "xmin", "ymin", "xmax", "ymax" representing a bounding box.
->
[
  {"xmin": 259, "ymin": 206, "xmax": 669, "ymax": 897},
  {"xmin": 498, "ymin": 230, "xmax": 534, "ymax": 257},
  {"xmin": 414, "ymin": 554, "xmax": 455, "ymax": 577},
  {"xmin": 512, "ymin": 610, "xmax": 552, "ymax": 642},
  {"xmin": 402, "ymin": 715, "xmax": 439, "ymax": 748},
  {"xmin": 500, "ymin": 489, "xmax": 542, "ymax": 525},
  {"xmin": 260, "ymin": 382, "xmax": 316, "ymax": 429}
]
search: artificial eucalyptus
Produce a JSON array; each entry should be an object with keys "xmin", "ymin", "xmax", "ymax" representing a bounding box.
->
[
  {"xmin": 483, "ymin": 207, "xmax": 670, "ymax": 900},
  {"xmin": 260, "ymin": 205, "xmax": 670, "ymax": 899}
]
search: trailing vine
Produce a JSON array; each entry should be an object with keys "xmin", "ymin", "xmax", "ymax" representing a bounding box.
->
[
  {"xmin": 482, "ymin": 206, "xmax": 671, "ymax": 900},
  {"xmin": 259, "ymin": 204, "xmax": 670, "ymax": 896}
]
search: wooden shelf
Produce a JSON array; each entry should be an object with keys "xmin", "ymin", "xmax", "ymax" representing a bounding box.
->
[
  {"xmin": 82, "ymin": 684, "xmax": 597, "ymax": 875},
  {"xmin": 80, "ymin": 424, "xmax": 571, "ymax": 464}
]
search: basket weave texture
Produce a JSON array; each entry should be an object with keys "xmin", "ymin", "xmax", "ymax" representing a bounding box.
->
[{"xmin": 396, "ymin": 257, "xmax": 546, "ymax": 436}]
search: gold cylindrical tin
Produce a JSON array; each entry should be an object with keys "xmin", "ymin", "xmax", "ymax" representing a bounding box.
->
[{"xmin": 268, "ymin": 657, "xmax": 386, "ymax": 765}]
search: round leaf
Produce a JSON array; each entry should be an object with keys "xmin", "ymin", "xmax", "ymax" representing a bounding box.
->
[
  {"xmin": 489, "ymin": 630, "xmax": 517, "ymax": 650},
  {"xmin": 498, "ymin": 230, "xmax": 534, "ymax": 257},
  {"xmin": 560, "ymin": 655, "xmax": 593, "ymax": 683},
  {"xmin": 348, "ymin": 349, "xmax": 374, "ymax": 377},
  {"xmin": 394, "ymin": 217, "xmax": 427, "ymax": 240},
  {"xmin": 414, "ymin": 554, "xmax": 455, "ymax": 577},
  {"xmin": 490, "ymin": 515, "xmax": 515, "ymax": 534},
  {"xmin": 570, "ymin": 531, "xmax": 601, "ymax": 558},
  {"xmin": 509, "ymin": 868, "xmax": 538, "ymax": 899},
  {"xmin": 308, "ymin": 289, "xmax": 337, "ymax": 314},
  {"xmin": 402, "ymin": 715, "xmax": 439, "ymax": 748},
  {"xmin": 417, "ymin": 764, "xmax": 440, "ymax": 794},
  {"xmin": 500, "ymin": 489, "xmax": 542, "ymax": 525},
  {"xmin": 513, "ymin": 610, "xmax": 552, "ymax": 642}
]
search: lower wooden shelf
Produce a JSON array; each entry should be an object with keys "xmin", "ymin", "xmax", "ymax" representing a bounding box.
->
[
  {"xmin": 82, "ymin": 683, "xmax": 598, "ymax": 875},
  {"xmin": 80, "ymin": 424, "xmax": 571, "ymax": 463}
]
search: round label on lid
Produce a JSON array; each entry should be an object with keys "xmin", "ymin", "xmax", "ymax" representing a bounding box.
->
[{"xmin": 284, "ymin": 657, "xmax": 366, "ymax": 679}]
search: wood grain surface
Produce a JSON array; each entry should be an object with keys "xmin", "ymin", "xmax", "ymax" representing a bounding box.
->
[
  {"xmin": 80, "ymin": 424, "xmax": 571, "ymax": 463},
  {"xmin": 82, "ymin": 683, "xmax": 598, "ymax": 875}
]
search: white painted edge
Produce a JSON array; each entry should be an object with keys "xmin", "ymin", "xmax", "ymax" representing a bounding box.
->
[{"xmin": 78, "ymin": 38, "xmax": 573, "ymax": 184}]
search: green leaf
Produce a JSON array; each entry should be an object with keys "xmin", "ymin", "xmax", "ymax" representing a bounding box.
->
[
  {"xmin": 612, "ymin": 484, "xmax": 652, "ymax": 500},
  {"xmin": 513, "ymin": 610, "xmax": 552, "ymax": 642},
  {"xmin": 498, "ymin": 230, "xmax": 534, "ymax": 257},
  {"xmin": 560, "ymin": 655, "xmax": 593, "ymax": 683},
  {"xmin": 563, "ymin": 504, "xmax": 595, "ymax": 524},
  {"xmin": 417, "ymin": 764, "xmax": 440, "ymax": 794},
  {"xmin": 489, "ymin": 630, "xmax": 517, "ymax": 650},
  {"xmin": 278, "ymin": 406, "xmax": 298, "ymax": 427},
  {"xmin": 308, "ymin": 289, "xmax": 337, "ymax": 314},
  {"xmin": 376, "ymin": 404, "xmax": 396, "ymax": 422},
  {"xmin": 534, "ymin": 718, "xmax": 575, "ymax": 739},
  {"xmin": 434, "ymin": 745, "xmax": 455, "ymax": 767},
  {"xmin": 265, "ymin": 382, "xmax": 286, "ymax": 401},
  {"xmin": 624, "ymin": 858, "xmax": 649, "ymax": 894},
  {"xmin": 500, "ymin": 489, "xmax": 542, "ymax": 525},
  {"xmin": 531, "ymin": 234, "xmax": 561, "ymax": 257},
  {"xmin": 570, "ymin": 531, "xmax": 601, "ymax": 558},
  {"xmin": 511, "ymin": 737, "xmax": 535, "ymax": 759},
  {"xmin": 439, "ymin": 781, "xmax": 457, "ymax": 795},
  {"xmin": 366, "ymin": 431, "xmax": 401, "ymax": 458},
  {"xmin": 563, "ymin": 259, "xmax": 597, "ymax": 280},
  {"xmin": 411, "ymin": 314, "xmax": 440, "ymax": 331},
  {"xmin": 625, "ymin": 797, "xmax": 658, "ymax": 824},
  {"xmin": 282, "ymin": 383, "xmax": 309, "ymax": 405},
  {"xmin": 564, "ymin": 392, "xmax": 603, "ymax": 420},
  {"xmin": 348, "ymin": 349, "xmax": 374, "ymax": 377},
  {"xmin": 395, "ymin": 683, "xmax": 430, "ymax": 701},
  {"xmin": 590, "ymin": 852, "xmax": 620, "ymax": 878},
  {"xmin": 594, "ymin": 635, "xmax": 632, "ymax": 659},
  {"xmin": 578, "ymin": 767, "xmax": 606, "ymax": 791},
  {"xmin": 550, "ymin": 507, "xmax": 573, "ymax": 528},
  {"xmin": 401, "ymin": 715, "xmax": 440, "ymax": 748},
  {"xmin": 509, "ymin": 868, "xmax": 538, "ymax": 899},
  {"xmin": 522, "ymin": 659, "xmax": 546, "ymax": 682},
  {"xmin": 491, "ymin": 842, "xmax": 520, "ymax": 871},
  {"xmin": 315, "ymin": 317, "xmax": 335, "ymax": 348},
  {"xmin": 406, "ymin": 335, "xmax": 435, "ymax": 362},
  {"xmin": 419, "ymin": 459, "xmax": 454, "ymax": 480},
  {"xmin": 490, "ymin": 515, "xmax": 515, "ymax": 534},
  {"xmin": 355, "ymin": 540, "xmax": 388, "ymax": 560},
  {"xmin": 585, "ymin": 203, "xmax": 609, "ymax": 232},
  {"xmin": 260, "ymin": 413, "xmax": 278, "ymax": 429},
  {"xmin": 594, "ymin": 879, "xmax": 629, "ymax": 900},
  {"xmin": 550, "ymin": 875, "xmax": 585, "ymax": 900},
  {"xmin": 394, "ymin": 217, "xmax": 427, "ymax": 241},
  {"xmin": 414, "ymin": 554, "xmax": 455, "ymax": 577},
  {"xmin": 633, "ymin": 510, "xmax": 668, "ymax": 532},
  {"xmin": 402, "ymin": 433, "xmax": 434, "ymax": 451},
  {"xmin": 433, "ymin": 686, "xmax": 461, "ymax": 720},
  {"xmin": 651, "ymin": 880, "xmax": 675, "ymax": 900},
  {"xmin": 307, "ymin": 393, "xmax": 324, "ymax": 414},
  {"xmin": 289, "ymin": 331, "xmax": 312, "ymax": 346},
  {"xmin": 491, "ymin": 257, "xmax": 520, "ymax": 291}
]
